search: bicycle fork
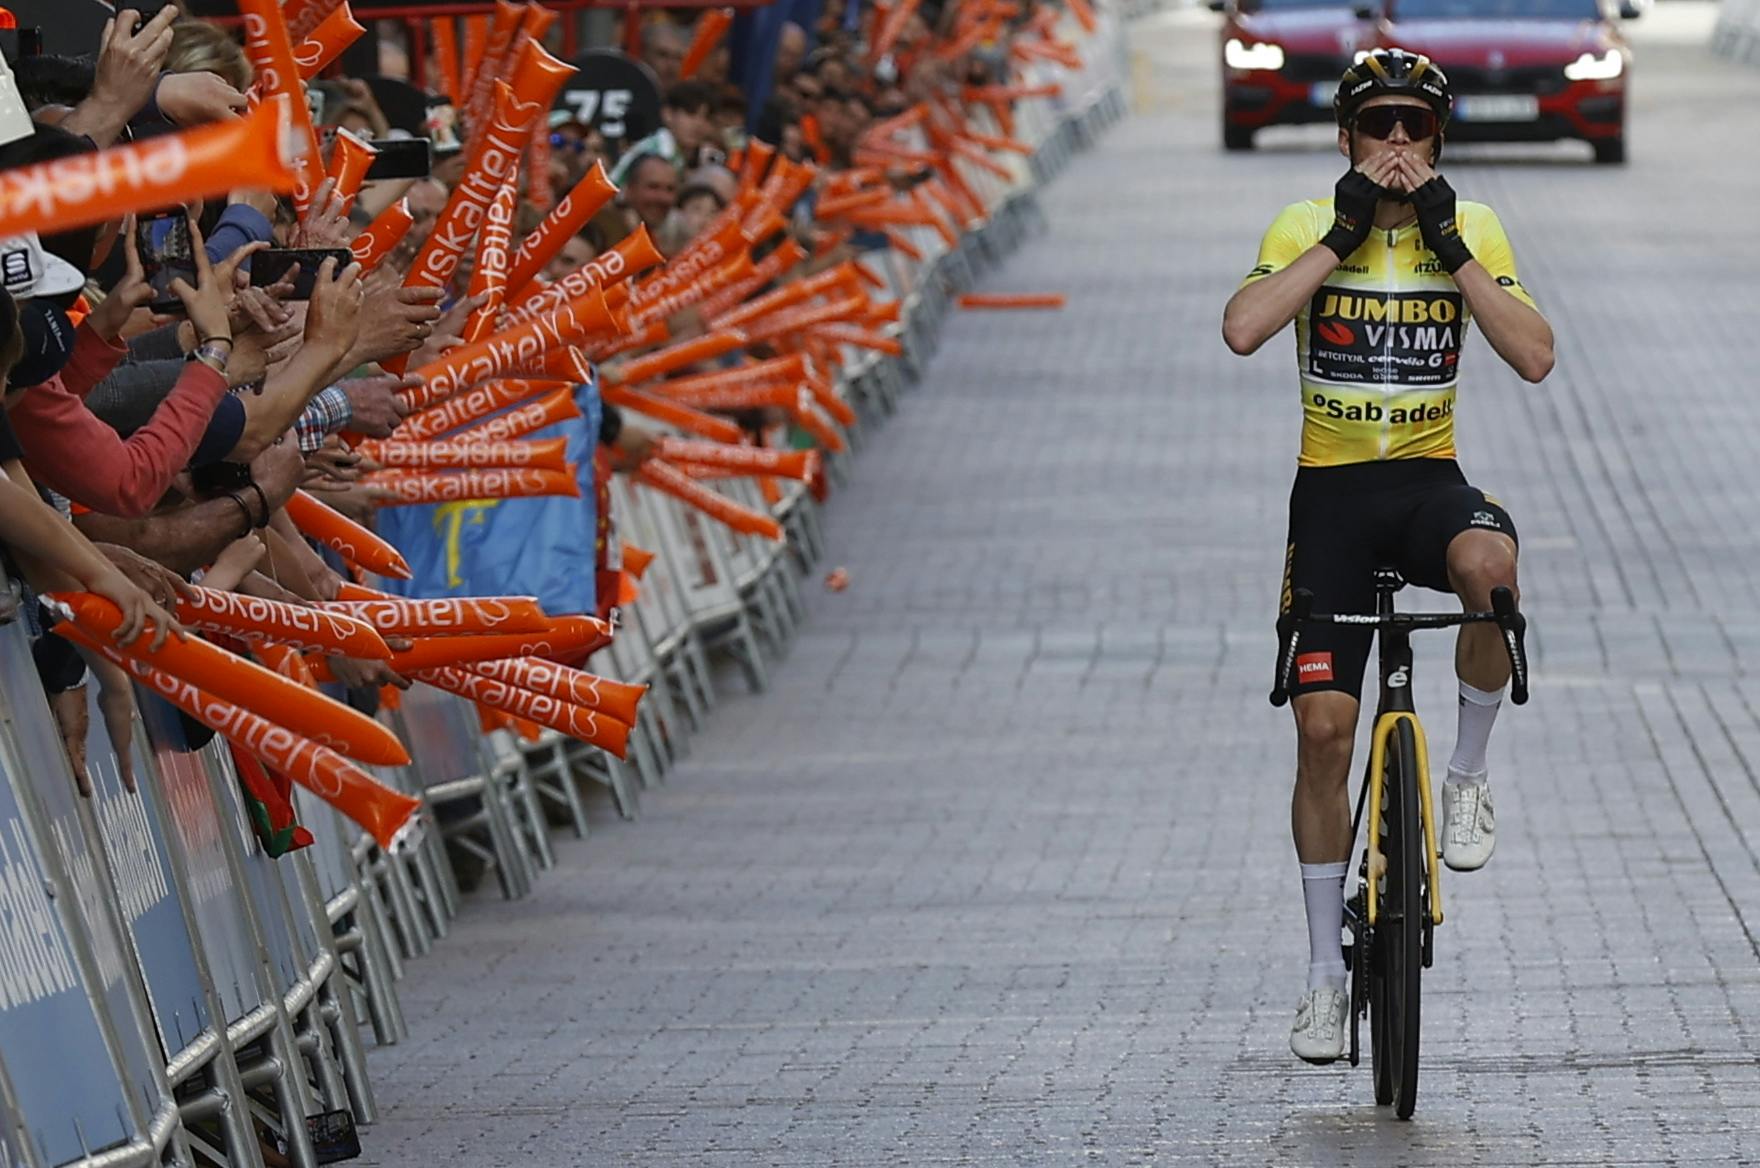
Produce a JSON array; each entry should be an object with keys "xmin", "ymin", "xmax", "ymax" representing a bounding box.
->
[{"xmin": 1342, "ymin": 707, "xmax": 1445, "ymax": 1067}]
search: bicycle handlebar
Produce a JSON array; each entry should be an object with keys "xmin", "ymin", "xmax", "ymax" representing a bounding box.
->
[{"xmin": 1269, "ymin": 586, "xmax": 1529, "ymax": 708}]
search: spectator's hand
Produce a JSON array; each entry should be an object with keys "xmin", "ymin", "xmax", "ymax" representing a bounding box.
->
[
  {"xmin": 610, "ymin": 421, "xmax": 660, "ymax": 471},
  {"xmin": 203, "ymin": 535, "xmax": 267, "ymax": 591},
  {"xmin": 340, "ymin": 375, "xmax": 418, "ymax": 437},
  {"xmin": 85, "ymin": 218, "xmax": 156, "ymax": 343},
  {"xmin": 292, "ymin": 179, "xmax": 354, "ymax": 250},
  {"xmin": 169, "ymin": 219, "xmax": 245, "ymax": 345},
  {"xmin": 93, "ymin": 543, "xmax": 195, "ymax": 612},
  {"xmin": 88, "ymin": 8, "xmax": 176, "ymax": 126},
  {"xmin": 303, "ymin": 437, "xmax": 364, "ymax": 484},
  {"xmin": 91, "ymin": 658, "xmax": 139, "ymax": 792},
  {"xmin": 304, "ymin": 481, "xmax": 398, "ymax": 524},
  {"xmin": 251, "ymin": 436, "xmax": 308, "ymax": 513},
  {"xmin": 49, "ymin": 686, "xmax": 93, "ymax": 797},
  {"xmin": 348, "ymin": 281, "xmax": 443, "ymax": 368},
  {"xmin": 302, "ymin": 257, "xmax": 366, "ymax": 363},
  {"xmin": 157, "ymin": 71, "xmax": 249, "ymax": 126},
  {"xmin": 229, "ymin": 315, "xmax": 302, "ymax": 387},
  {"xmin": 327, "ymin": 654, "xmax": 410, "ymax": 690},
  {"xmin": 407, "ymin": 292, "xmax": 487, "ymax": 368},
  {"xmin": 83, "ymin": 560, "xmax": 182, "ymax": 652}
]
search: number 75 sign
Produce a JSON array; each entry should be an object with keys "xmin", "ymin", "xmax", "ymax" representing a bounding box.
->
[{"xmin": 553, "ymin": 50, "xmax": 662, "ymax": 145}]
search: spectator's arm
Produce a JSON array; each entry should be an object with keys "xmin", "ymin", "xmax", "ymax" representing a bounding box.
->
[
  {"xmin": 72, "ymin": 495, "xmax": 255, "ymax": 577},
  {"xmin": 125, "ymin": 323, "xmax": 190, "ymax": 364},
  {"xmin": 61, "ymin": 8, "xmax": 177, "ymax": 147},
  {"xmin": 12, "ymin": 362, "xmax": 230, "ymax": 518},
  {"xmin": 293, "ymin": 386, "xmax": 354, "ymax": 455},
  {"xmin": 233, "ymin": 345, "xmax": 349, "ymax": 459},
  {"xmin": 203, "ymin": 203, "xmax": 274, "ymax": 266}
]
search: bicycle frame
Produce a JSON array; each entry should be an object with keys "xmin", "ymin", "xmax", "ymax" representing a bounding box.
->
[{"xmin": 1360, "ymin": 579, "xmax": 1444, "ymax": 930}]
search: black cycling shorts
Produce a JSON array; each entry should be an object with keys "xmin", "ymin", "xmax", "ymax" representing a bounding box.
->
[{"xmin": 1278, "ymin": 458, "xmax": 1517, "ymax": 700}]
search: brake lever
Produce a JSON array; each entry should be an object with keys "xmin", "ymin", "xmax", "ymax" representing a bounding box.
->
[{"xmin": 1489, "ymin": 586, "xmax": 1529, "ymax": 706}]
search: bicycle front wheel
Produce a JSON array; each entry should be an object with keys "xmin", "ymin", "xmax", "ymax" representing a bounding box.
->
[{"xmin": 1369, "ymin": 718, "xmax": 1424, "ymax": 1118}]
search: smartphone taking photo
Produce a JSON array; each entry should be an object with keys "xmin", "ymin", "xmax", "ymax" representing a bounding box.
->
[
  {"xmin": 363, "ymin": 138, "xmax": 432, "ymax": 182},
  {"xmin": 136, "ymin": 212, "xmax": 197, "ymax": 315},
  {"xmin": 249, "ymin": 247, "xmax": 353, "ymax": 300}
]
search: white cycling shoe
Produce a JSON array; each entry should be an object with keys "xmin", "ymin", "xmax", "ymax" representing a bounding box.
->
[
  {"xmin": 1290, "ymin": 986, "xmax": 1348, "ymax": 1065},
  {"xmin": 1442, "ymin": 771, "xmax": 1496, "ymax": 871}
]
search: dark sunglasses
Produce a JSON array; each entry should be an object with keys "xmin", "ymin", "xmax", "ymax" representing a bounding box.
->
[{"xmin": 1353, "ymin": 105, "xmax": 1439, "ymax": 142}]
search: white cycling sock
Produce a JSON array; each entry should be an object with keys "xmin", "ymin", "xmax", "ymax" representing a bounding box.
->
[
  {"xmin": 1301, "ymin": 861, "xmax": 1349, "ymax": 991},
  {"xmin": 1447, "ymin": 680, "xmax": 1503, "ymax": 782}
]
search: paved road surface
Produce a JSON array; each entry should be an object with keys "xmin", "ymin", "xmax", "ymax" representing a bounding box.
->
[{"xmin": 362, "ymin": 6, "xmax": 1760, "ymax": 1163}]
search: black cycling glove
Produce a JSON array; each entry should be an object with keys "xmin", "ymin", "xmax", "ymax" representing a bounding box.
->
[
  {"xmin": 1408, "ymin": 176, "xmax": 1474, "ymax": 275},
  {"xmin": 1320, "ymin": 169, "xmax": 1383, "ymax": 262}
]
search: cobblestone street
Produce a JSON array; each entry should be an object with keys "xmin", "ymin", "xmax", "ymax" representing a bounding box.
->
[{"xmin": 361, "ymin": 5, "xmax": 1760, "ymax": 1163}]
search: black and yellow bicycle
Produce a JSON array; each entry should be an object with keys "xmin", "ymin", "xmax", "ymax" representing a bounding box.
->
[{"xmin": 1271, "ymin": 568, "xmax": 1529, "ymax": 1119}]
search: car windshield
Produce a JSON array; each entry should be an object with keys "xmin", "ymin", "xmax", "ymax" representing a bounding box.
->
[{"xmin": 1393, "ymin": 0, "xmax": 1601, "ymax": 18}]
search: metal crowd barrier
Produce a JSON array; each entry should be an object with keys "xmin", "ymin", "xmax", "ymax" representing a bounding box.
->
[
  {"xmin": 0, "ymin": 7, "xmax": 1128, "ymax": 1163},
  {"xmin": 1713, "ymin": 0, "xmax": 1760, "ymax": 64}
]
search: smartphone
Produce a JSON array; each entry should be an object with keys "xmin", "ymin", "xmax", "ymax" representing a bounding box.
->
[
  {"xmin": 250, "ymin": 247, "xmax": 352, "ymax": 300},
  {"xmin": 363, "ymin": 137, "xmax": 432, "ymax": 182},
  {"xmin": 137, "ymin": 212, "xmax": 196, "ymax": 315}
]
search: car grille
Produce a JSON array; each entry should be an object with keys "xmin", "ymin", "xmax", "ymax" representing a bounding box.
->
[
  {"xmin": 1282, "ymin": 53, "xmax": 1353, "ymax": 84},
  {"xmin": 1441, "ymin": 64, "xmax": 1568, "ymax": 96}
]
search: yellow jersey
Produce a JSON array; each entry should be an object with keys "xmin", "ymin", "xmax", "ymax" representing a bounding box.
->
[{"xmin": 1241, "ymin": 199, "xmax": 1536, "ymax": 467}]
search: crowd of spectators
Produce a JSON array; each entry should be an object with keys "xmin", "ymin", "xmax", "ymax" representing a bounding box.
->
[{"xmin": 0, "ymin": 0, "xmax": 1051, "ymax": 798}]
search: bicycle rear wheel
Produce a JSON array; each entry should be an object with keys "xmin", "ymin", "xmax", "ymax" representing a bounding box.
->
[{"xmin": 1368, "ymin": 719, "xmax": 1424, "ymax": 1118}]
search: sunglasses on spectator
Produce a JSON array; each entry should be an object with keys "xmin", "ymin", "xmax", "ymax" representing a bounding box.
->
[{"xmin": 1353, "ymin": 105, "xmax": 1439, "ymax": 142}]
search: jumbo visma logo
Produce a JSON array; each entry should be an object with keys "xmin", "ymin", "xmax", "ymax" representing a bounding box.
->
[{"xmin": 1307, "ymin": 287, "xmax": 1465, "ymax": 389}]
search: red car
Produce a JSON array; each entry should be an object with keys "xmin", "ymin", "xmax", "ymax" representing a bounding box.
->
[
  {"xmin": 1378, "ymin": 0, "xmax": 1640, "ymax": 164},
  {"xmin": 1213, "ymin": 0, "xmax": 1383, "ymax": 151}
]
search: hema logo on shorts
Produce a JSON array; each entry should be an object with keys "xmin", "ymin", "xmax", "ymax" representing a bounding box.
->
[{"xmin": 1296, "ymin": 652, "xmax": 1335, "ymax": 682}]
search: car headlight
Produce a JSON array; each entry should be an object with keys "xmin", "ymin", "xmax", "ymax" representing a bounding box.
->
[
  {"xmin": 1563, "ymin": 50, "xmax": 1624, "ymax": 81},
  {"xmin": 1225, "ymin": 38, "xmax": 1286, "ymax": 71}
]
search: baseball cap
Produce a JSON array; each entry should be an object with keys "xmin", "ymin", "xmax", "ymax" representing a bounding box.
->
[
  {"xmin": 10, "ymin": 299, "xmax": 74, "ymax": 388},
  {"xmin": 0, "ymin": 232, "xmax": 85, "ymax": 299}
]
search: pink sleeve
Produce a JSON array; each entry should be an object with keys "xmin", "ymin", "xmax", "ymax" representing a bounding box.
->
[
  {"xmin": 12, "ymin": 362, "xmax": 229, "ymax": 517},
  {"xmin": 60, "ymin": 320, "xmax": 127, "ymax": 398}
]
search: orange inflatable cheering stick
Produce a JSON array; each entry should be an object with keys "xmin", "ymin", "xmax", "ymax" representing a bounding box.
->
[
  {"xmin": 350, "ymin": 199, "xmax": 414, "ymax": 273},
  {"xmin": 0, "ymin": 98, "xmax": 300, "ymax": 239},
  {"xmin": 398, "ymin": 378, "xmax": 567, "ymax": 442},
  {"xmin": 238, "ymin": 0, "xmax": 325, "ymax": 213},
  {"xmin": 451, "ymin": 388, "xmax": 581, "ymax": 443},
  {"xmin": 680, "ymin": 8, "xmax": 734, "ymax": 79},
  {"xmin": 417, "ymin": 666, "xmax": 632, "ymax": 758},
  {"xmin": 402, "ymin": 284, "xmax": 618, "ymax": 411},
  {"xmin": 323, "ymin": 595, "xmax": 551, "ymax": 636},
  {"xmin": 74, "ymin": 641, "xmax": 422, "ymax": 852},
  {"xmin": 177, "ymin": 586, "xmax": 392, "ymax": 659},
  {"xmin": 284, "ymin": 490, "xmax": 413, "ymax": 580},
  {"xmin": 636, "ymin": 460, "xmax": 784, "ymax": 541},
  {"xmin": 293, "ymin": 5, "xmax": 366, "ymax": 79},
  {"xmin": 465, "ymin": 657, "xmax": 646, "ymax": 724},
  {"xmin": 504, "ymin": 161, "xmax": 619, "ymax": 296},
  {"xmin": 326, "ymin": 128, "xmax": 378, "ymax": 214},
  {"xmin": 372, "ymin": 468, "xmax": 582, "ymax": 505},
  {"xmin": 49, "ymin": 594, "xmax": 410, "ymax": 767},
  {"xmin": 359, "ymin": 438, "xmax": 568, "ymax": 472}
]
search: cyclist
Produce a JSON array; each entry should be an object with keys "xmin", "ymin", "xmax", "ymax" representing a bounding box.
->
[{"xmin": 1220, "ymin": 48, "xmax": 1554, "ymax": 1065}]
